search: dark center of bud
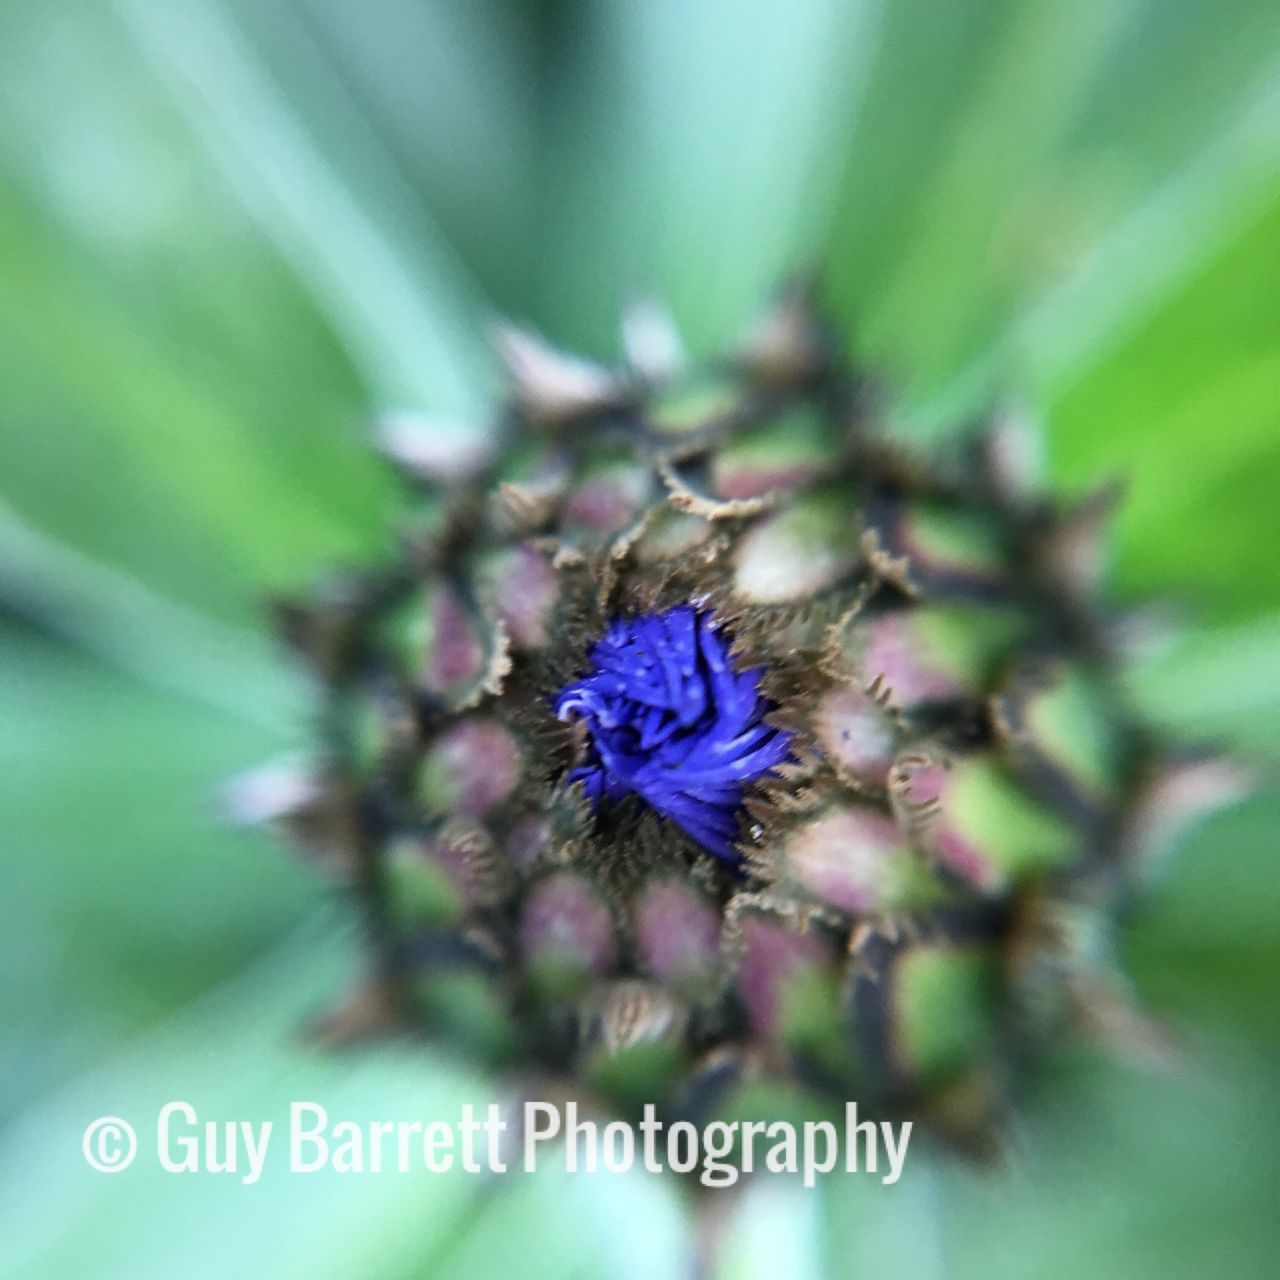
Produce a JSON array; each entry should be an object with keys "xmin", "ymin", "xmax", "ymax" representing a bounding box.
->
[{"xmin": 553, "ymin": 605, "xmax": 791, "ymax": 860}]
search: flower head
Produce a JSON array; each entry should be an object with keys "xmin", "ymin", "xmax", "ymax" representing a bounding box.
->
[
  {"xmin": 554, "ymin": 605, "xmax": 791, "ymax": 859},
  {"xmin": 249, "ymin": 286, "xmax": 1247, "ymax": 1167}
]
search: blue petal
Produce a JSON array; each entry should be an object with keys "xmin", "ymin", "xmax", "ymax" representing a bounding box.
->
[{"xmin": 555, "ymin": 605, "xmax": 790, "ymax": 862}]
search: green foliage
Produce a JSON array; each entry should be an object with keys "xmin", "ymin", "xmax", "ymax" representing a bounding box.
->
[{"xmin": 0, "ymin": 0, "xmax": 1276, "ymax": 1277}]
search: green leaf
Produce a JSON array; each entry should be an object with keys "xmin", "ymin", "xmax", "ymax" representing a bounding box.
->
[
  {"xmin": 0, "ymin": 923, "xmax": 495, "ymax": 1280},
  {"xmin": 0, "ymin": 505, "xmax": 298, "ymax": 729},
  {"xmin": 854, "ymin": 0, "xmax": 1129, "ymax": 395},
  {"xmin": 245, "ymin": 0, "xmax": 544, "ymax": 319},
  {"xmin": 1049, "ymin": 193, "xmax": 1280, "ymax": 623},
  {"xmin": 0, "ymin": 623, "xmax": 306, "ymax": 1115},
  {"xmin": 1126, "ymin": 614, "xmax": 1280, "ymax": 760},
  {"xmin": 114, "ymin": 0, "xmax": 496, "ymax": 413},
  {"xmin": 824, "ymin": 0, "xmax": 1280, "ymax": 438},
  {"xmin": 540, "ymin": 0, "xmax": 882, "ymax": 355}
]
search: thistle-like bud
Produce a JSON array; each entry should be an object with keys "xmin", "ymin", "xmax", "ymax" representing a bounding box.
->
[{"xmin": 244, "ymin": 285, "xmax": 1244, "ymax": 1171}]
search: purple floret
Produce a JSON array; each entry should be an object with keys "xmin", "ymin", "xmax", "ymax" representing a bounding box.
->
[{"xmin": 553, "ymin": 605, "xmax": 792, "ymax": 861}]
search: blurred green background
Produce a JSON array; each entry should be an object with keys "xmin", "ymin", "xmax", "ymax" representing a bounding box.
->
[{"xmin": 1, "ymin": 1, "xmax": 1278, "ymax": 1276}]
